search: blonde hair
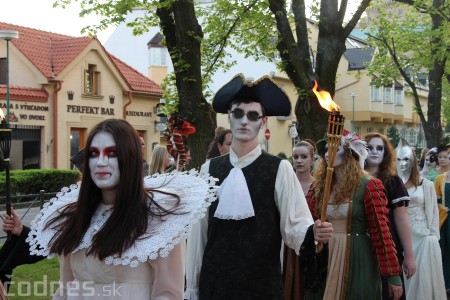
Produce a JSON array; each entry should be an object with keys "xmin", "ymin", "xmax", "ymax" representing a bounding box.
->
[
  {"xmin": 149, "ymin": 145, "xmax": 169, "ymax": 174},
  {"xmin": 313, "ymin": 140, "xmax": 369, "ymax": 216}
]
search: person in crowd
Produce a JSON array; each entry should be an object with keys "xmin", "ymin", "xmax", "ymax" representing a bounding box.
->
[
  {"xmin": 139, "ymin": 136, "xmax": 149, "ymax": 176},
  {"xmin": 206, "ymin": 127, "xmax": 226, "ymax": 159},
  {"xmin": 395, "ymin": 138, "xmax": 446, "ymax": 299},
  {"xmin": 304, "ymin": 130, "xmax": 403, "ymax": 300},
  {"xmin": 364, "ymin": 133, "xmax": 415, "ymax": 300},
  {"xmin": 0, "ymin": 208, "xmax": 45, "ymax": 292},
  {"xmin": 283, "ymin": 140, "xmax": 317, "ymax": 300},
  {"xmin": 436, "ymin": 145, "xmax": 450, "ymax": 175},
  {"xmin": 420, "ymin": 147, "xmax": 438, "ymax": 181},
  {"xmin": 206, "ymin": 129, "xmax": 233, "ymax": 159},
  {"xmin": 149, "ymin": 144, "xmax": 171, "ymax": 175},
  {"xmin": 26, "ymin": 119, "xmax": 216, "ymax": 299},
  {"xmin": 184, "ymin": 74, "xmax": 333, "ymax": 300},
  {"xmin": 418, "ymin": 147, "xmax": 429, "ymax": 171},
  {"xmin": 434, "ymin": 150, "xmax": 450, "ymax": 295}
]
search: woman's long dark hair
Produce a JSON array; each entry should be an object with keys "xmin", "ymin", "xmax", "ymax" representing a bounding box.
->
[{"xmin": 48, "ymin": 119, "xmax": 179, "ymax": 259}]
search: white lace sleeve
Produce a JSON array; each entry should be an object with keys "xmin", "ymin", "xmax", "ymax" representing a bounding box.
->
[{"xmin": 27, "ymin": 170, "xmax": 218, "ymax": 267}]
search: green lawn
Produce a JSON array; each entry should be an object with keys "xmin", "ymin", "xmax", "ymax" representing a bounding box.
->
[{"xmin": 7, "ymin": 257, "xmax": 59, "ymax": 300}]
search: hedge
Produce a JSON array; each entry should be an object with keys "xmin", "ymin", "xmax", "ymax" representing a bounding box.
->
[{"xmin": 0, "ymin": 169, "xmax": 80, "ymax": 197}]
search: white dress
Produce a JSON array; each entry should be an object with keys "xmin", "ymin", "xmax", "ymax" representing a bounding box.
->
[
  {"xmin": 405, "ymin": 179, "xmax": 446, "ymax": 300},
  {"xmin": 27, "ymin": 171, "xmax": 218, "ymax": 300}
]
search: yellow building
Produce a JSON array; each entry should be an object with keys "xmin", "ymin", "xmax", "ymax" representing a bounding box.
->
[{"xmin": 0, "ymin": 22, "xmax": 164, "ymax": 170}]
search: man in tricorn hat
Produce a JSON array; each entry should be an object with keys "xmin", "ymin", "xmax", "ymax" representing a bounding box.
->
[{"xmin": 185, "ymin": 74, "xmax": 333, "ymax": 300}]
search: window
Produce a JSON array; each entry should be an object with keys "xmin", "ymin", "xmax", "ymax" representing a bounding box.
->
[
  {"xmin": 400, "ymin": 128, "xmax": 407, "ymax": 139},
  {"xmin": 367, "ymin": 127, "xmax": 373, "ymax": 133},
  {"xmin": 395, "ymin": 89, "xmax": 403, "ymax": 105},
  {"xmin": 383, "ymin": 86, "xmax": 393, "ymax": 103},
  {"xmin": 409, "ymin": 129, "xmax": 416, "ymax": 145},
  {"xmin": 70, "ymin": 128, "xmax": 86, "ymax": 170},
  {"xmin": 354, "ymin": 127, "xmax": 361, "ymax": 135},
  {"xmin": 0, "ymin": 58, "xmax": 5, "ymax": 84},
  {"xmin": 84, "ymin": 64, "xmax": 100, "ymax": 95},
  {"xmin": 378, "ymin": 128, "xmax": 385, "ymax": 134},
  {"xmin": 149, "ymin": 48, "xmax": 168, "ymax": 67},
  {"xmin": 371, "ymin": 86, "xmax": 381, "ymax": 101}
]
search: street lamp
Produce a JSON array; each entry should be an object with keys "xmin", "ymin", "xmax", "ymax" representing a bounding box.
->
[
  {"xmin": 349, "ymin": 92, "xmax": 357, "ymax": 132},
  {"xmin": 0, "ymin": 30, "xmax": 19, "ymax": 122},
  {"xmin": 0, "ymin": 30, "xmax": 19, "ymax": 239}
]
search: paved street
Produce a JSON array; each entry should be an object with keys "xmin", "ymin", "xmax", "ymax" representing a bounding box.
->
[{"xmin": 0, "ymin": 206, "xmax": 41, "ymax": 240}]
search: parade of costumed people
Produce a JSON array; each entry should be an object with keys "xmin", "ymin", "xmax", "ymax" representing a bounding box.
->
[
  {"xmin": 25, "ymin": 119, "xmax": 217, "ymax": 299},
  {"xmin": 395, "ymin": 138, "xmax": 446, "ymax": 299},
  {"xmin": 304, "ymin": 130, "xmax": 403, "ymax": 300},
  {"xmin": 185, "ymin": 74, "xmax": 333, "ymax": 300}
]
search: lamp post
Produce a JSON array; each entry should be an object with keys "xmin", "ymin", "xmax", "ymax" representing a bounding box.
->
[
  {"xmin": 0, "ymin": 30, "xmax": 19, "ymax": 122},
  {"xmin": 0, "ymin": 30, "xmax": 19, "ymax": 240},
  {"xmin": 349, "ymin": 92, "xmax": 357, "ymax": 132}
]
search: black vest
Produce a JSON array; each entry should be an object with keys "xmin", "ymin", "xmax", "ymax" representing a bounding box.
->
[{"xmin": 199, "ymin": 152, "xmax": 283, "ymax": 300}]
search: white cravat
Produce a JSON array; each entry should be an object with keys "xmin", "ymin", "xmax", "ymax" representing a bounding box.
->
[{"xmin": 214, "ymin": 166, "xmax": 255, "ymax": 220}]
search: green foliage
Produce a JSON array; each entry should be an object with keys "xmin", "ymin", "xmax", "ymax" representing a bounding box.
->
[
  {"xmin": 0, "ymin": 169, "xmax": 80, "ymax": 198},
  {"xmin": 8, "ymin": 256, "xmax": 60, "ymax": 300},
  {"xmin": 276, "ymin": 152, "xmax": 287, "ymax": 159},
  {"xmin": 387, "ymin": 125, "xmax": 400, "ymax": 148}
]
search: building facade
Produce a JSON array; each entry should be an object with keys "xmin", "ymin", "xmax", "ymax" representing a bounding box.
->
[{"xmin": 0, "ymin": 22, "xmax": 165, "ymax": 170}]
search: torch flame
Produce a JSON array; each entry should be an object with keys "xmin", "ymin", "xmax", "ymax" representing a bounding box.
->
[
  {"xmin": 0, "ymin": 108, "xmax": 4, "ymax": 120},
  {"xmin": 312, "ymin": 80, "xmax": 340, "ymax": 112}
]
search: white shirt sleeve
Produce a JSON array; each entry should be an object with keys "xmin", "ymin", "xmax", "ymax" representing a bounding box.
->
[
  {"xmin": 184, "ymin": 161, "xmax": 210, "ymax": 300},
  {"xmin": 275, "ymin": 160, "xmax": 314, "ymax": 254}
]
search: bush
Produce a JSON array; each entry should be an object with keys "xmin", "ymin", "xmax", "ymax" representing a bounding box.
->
[{"xmin": 0, "ymin": 169, "xmax": 80, "ymax": 197}]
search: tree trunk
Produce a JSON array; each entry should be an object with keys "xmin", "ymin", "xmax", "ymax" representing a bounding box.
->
[{"xmin": 157, "ymin": 0, "xmax": 216, "ymax": 168}]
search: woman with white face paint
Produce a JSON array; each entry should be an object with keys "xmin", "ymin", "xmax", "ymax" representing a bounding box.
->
[
  {"xmin": 304, "ymin": 131, "xmax": 403, "ymax": 300},
  {"xmin": 283, "ymin": 140, "xmax": 318, "ymax": 300},
  {"xmin": 420, "ymin": 148, "xmax": 438, "ymax": 181},
  {"xmin": 396, "ymin": 138, "xmax": 446, "ymax": 299},
  {"xmin": 26, "ymin": 119, "xmax": 217, "ymax": 299},
  {"xmin": 365, "ymin": 133, "xmax": 415, "ymax": 300}
]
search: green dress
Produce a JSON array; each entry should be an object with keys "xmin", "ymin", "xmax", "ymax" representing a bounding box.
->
[{"xmin": 304, "ymin": 178, "xmax": 399, "ymax": 300}]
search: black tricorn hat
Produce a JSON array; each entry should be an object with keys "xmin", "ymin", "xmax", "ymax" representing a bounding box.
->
[{"xmin": 212, "ymin": 73, "xmax": 291, "ymax": 116}]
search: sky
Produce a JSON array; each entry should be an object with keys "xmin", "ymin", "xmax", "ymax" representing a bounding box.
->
[
  {"xmin": 0, "ymin": 0, "xmax": 114, "ymax": 43},
  {"xmin": 1, "ymin": 0, "xmax": 361, "ymax": 45}
]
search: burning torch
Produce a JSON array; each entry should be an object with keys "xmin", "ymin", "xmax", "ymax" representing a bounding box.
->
[{"xmin": 312, "ymin": 81, "xmax": 345, "ymax": 252}]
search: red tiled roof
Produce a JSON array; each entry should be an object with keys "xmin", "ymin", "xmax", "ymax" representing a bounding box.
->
[
  {"xmin": 0, "ymin": 85, "xmax": 49, "ymax": 101},
  {"xmin": 108, "ymin": 53, "xmax": 162, "ymax": 95},
  {"xmin": 0, "ymin": 22, "xmax": 162, "ymax": 96}
]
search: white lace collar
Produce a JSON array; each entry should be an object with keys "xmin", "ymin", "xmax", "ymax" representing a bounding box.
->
[{"xmin": 27, "ymin": 171, "xmax": 218, "ymax": 267}]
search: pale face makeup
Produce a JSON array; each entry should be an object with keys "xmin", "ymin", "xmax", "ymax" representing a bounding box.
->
[
  {"xmin": 293, "ymin": 145, "xmax": 314, "ymax": 174},
  {"xmin": 425, "ymin": 154, "xmax": 436, "ymax": 168},
  {"xmin": 228, "ymin": 102, "xmax": 267, "ymax": 143},
  {"xmin": 396, "ymin": 147, "xmax": 413, "ymax": 182},
  {"xmin": 366, "ymin": 137, "xmax": 385, "ymax": 167},
  {"xmin": 88, "ymin": 132, "xmax": 120, "ymax": 197},
  {"xmin": 325, "ymin": 144, "xmax": 345, "ymax": 168},
  {"xmin": 218, "ymin": 132, "xmax": 233, "ymax": 155}
]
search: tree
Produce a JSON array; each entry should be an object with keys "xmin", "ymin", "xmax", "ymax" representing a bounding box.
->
[
  {"xmin": 365, "ymin": 0, "xmax": 449, "ymax": 147},
  {"xmin": 387, "ymin": 125, "xmax": 400, "ymax": 147}
]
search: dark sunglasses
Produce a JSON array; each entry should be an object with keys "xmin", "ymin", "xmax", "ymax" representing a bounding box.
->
[{"xmin": 230, "ymin": 108, "xmax": 263, "ymax": 122}]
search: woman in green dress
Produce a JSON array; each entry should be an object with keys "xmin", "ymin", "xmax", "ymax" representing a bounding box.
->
[{"xmin": 304, "ymin": 131, "xmax": 403, "ymax": 300}]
